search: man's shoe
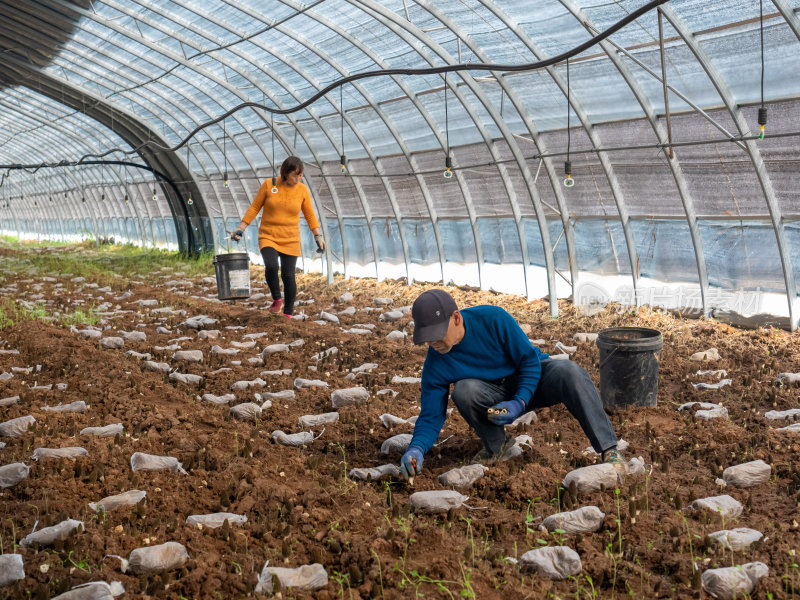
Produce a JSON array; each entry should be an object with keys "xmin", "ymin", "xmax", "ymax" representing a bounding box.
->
[
  {"xmin": 268, "ymin": 298, "xmax": 283, "ymax": 313},
  {"xmin": 471, "ymin": 435, "xmax": 518, "ymax": 466},
  {"xmin": 602, "ymin": 447, "xmax": 626, "ymax": 465}
]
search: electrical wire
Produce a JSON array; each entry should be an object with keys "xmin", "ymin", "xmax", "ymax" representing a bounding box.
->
[
  {"xmin": 340, "ymin": 84, "xmax": 346, "ymax": 172},
  {"xmin": 566, "ymin": 58, "xmax": 571, "ymax": 160},
  {"xmin": 760, "ymin": 0, "xmax": 765, "ymax": 108},
  {"xmin": 757, "ymin": 0, "xmax": 768, "ymax": 139},
  {"xmin": 444, "ymin": 72, "xmax": 450, "ymax": 156}
]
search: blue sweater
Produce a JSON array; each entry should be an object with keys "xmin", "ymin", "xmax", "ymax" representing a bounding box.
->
[{"xmin": 409, "ymin": 305, "xmax": 548, "ymax": 454}]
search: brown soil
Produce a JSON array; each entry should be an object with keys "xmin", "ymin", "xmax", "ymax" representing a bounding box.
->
[{"xmin": 2, "ymin": 249, "xmax": 800, "ymax": 599}]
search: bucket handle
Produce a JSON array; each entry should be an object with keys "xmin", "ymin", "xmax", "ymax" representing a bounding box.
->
[
  {"xmin": 598, "ymin": 346, "xmax": 619, "ymax": 370},
  {"xmin": 599, "ymin": 346, "xmax": 660, "ymax": 370}
]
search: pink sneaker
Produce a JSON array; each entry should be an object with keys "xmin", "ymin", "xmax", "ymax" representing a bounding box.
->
[
  {"xmin": 282, "ymin": 313, "xmax": 292, "ymax": 319},
  {"xmin": 268, "ymin": 298, "xmax": 283, "ymax": 313}
]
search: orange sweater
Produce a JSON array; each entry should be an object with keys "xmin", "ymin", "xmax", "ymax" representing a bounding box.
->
[{"xmin": 241, "ymin": 179, "xmax": 320, "ymax": 257}]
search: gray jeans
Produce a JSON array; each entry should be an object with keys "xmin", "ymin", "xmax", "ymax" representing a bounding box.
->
[{"xmin": 451, "ymin": 359, "xmax": 618, "ymax": 455}]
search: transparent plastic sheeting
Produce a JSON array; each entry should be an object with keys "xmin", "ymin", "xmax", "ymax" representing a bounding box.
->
[
  {"xmin": 5, "ymin": 215, "xmax": 797, "ymax": 316},
  {"xmin": 1, "ymin": 0, "xmax": 799, "ymax": 323}
]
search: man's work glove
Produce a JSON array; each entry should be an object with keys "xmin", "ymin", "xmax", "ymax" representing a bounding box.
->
[
  {"xmin": 487, "ymin": 398, "xmax": 526, "ymax": 425},
  {"xmin": 231, "ymin": 229, "xmax": 244, "ymax": 242},
  {"xmin": 400, "ymin": 445, "xmax": 424, "ymax": 481},
  {"xmin": 314, "ymin": 234, "xmax": 326, "ymax": 253}
]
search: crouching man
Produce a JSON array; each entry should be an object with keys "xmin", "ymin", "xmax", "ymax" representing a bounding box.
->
[{"xmin": 399, "ymin": 289, "xmax": 624, "ymax": 480}]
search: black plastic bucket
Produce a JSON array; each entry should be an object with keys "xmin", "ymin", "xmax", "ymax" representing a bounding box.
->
[
  {"xmin": 596, "ymin": 327, "xmax": 663, "ymax": 410},
  {"xmin": 213, "ymin": 252, "xmax": 250, "ymax": 300}
]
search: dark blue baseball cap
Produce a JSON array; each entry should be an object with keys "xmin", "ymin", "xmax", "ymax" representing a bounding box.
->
[{"xmin": 412, "ymin": 289, "xmax": 458, "ymax": 345}]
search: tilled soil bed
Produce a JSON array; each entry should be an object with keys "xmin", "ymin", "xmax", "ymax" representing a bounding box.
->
[{"xmin": 1, "ymin": 245, "xmax": 800, "ymax": 599}]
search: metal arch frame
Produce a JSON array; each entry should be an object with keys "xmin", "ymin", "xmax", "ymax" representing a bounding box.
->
[
  {"xmin": 0, "ymin": 101, "xmax": 112, "ymax": 240},
  {"xmin": 2, "ymin": 0, "xmax": 238, "ymax": 252},
  {"xmin": 410, "ymin": 0, "xmax": 558, "ymax": 310},
  {"xmin": 353, "ymin": 0, "xmax": 556, "ymax": 310},
  {"xmin": 441, "ymin": 0, "xmax": 579, "ymax": 298},
  {"xmin": 351, "ymin": 0, "xmax": 536, "ymax": 294},
  {"xmin": 169, "ymin": 1, "xmax": 379, "ymax": 281},
  {"xmin": 556, "ymin": 0, "xmax": 642, "ymax": 306},
  {"xmin": 0, "ymin": 4, "xmax": 184, "ymax": 245},
  {"xmin": 94, "ymin": 0, "xmax": 337, "ymax": 276},
  {"xmin": 660, "ymin": 5, "xmax": 798, "ymax": 331},
  {"xmin": 22, "ymin": 0, "xmax": 301, "ymax": 257},
  {"xmin": 130, "ymin": 0, "xmax": 389, "ymax": 283},
  {"xmin": 230, "ymin": 0, "xmax": 443, "ymax": 284},
  {"xmin": 39, "ymin": 26, "xmax": 232, "ymax": 248},
  {"xmin": 557, "ymin": 1, "xmax": 710, "ymax": 318},
  {"xmin": 14, "ymin": 41, "xmax": 234, "ymax": 249},
  {"xmin": 85, "ymin": 0, "xmax": 336, "ymax": 275},
  {"xmin": 404, "ymin": 0, "xmax": 558, "ymax": 310},
  {"xmin": 68, "ymin": 0, "xmax": 258, "ymax": 249},
  {"xmin": 772, "ymin": 0, "xmax": 800, "ymax": 41},
  {"xmin": 276, "ymin": 0, "xmax": 487, "ymax": 288},
  {"xmin": 2, "ymin": 53, "xmax": 207, "ymax": 253},
  {"xmin": 173, "ymin": 2, "xmax": 374, "ymax": 281}
]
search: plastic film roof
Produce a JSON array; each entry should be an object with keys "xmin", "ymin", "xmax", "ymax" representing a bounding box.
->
[{"xmin": 1, "ymin": 0, "xmax": 799, "ymax": 327}]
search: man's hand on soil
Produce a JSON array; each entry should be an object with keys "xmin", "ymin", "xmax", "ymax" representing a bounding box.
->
[
  {"xmin": 487, "ymin": 398, "xmax": 526, "ymax": 425},
  {"xmin": 400, "ymin": 446, "xmax": 424, "ymax": 481}
]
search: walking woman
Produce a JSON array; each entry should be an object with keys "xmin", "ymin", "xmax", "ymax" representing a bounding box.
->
[{"xmin": 231, "ymin": 156, "xmax": 325, "ymax": 317}]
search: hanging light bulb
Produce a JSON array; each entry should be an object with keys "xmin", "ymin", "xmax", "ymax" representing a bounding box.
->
[
  {"xmin": 101, "ymin": 194, "xmax": 105, "ymax": 202},
  {"xmin": 187, "ymin": 193, "xmax": 193, "ymax": 206},
  {"xmin": 758, "ymin": 107, "xmax": 767, "ymax": 140},
  {"xmin": 224, "ymin": 172, "xmax": 229, "ymax": 188},
  {"xmin": 271, "ymin": 176, "xmax": 278, "ymax": 194},
  {"xmin": 82, "ymin": 196, "xmax": 86, "ymax": 204},
  {"xmin": 563, "ymin": 160, "xmax": 575, "ymax": 188},
  {"xmin": 152, "ymin": 188, "xmax": 158, "ymax": 201},
  {"xmin": 125, "ymin": 194, "xmax": 130, "ymax": 204},
  {"xmin": 340, "ymin": 154, "xmax": 347, "ymax": 174},
  {"xmin": 443, "ymin": 156, "xmax": 453, "ymax": 179}
]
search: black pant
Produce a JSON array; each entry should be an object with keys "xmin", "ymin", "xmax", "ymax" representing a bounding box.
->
[{"xmin": 260, "ymin": 246, "xmax": 298, "ymax": 315}]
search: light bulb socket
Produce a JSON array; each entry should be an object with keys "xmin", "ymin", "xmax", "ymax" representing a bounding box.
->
[
  {"xmin": 340, "ymin": 154, "xmax": 346, "ymax": 173},
  {"xmin": 564, "ymin": 160, "xmax": 572, "ymax": 176},
  {"xmin": 223, "ymin": 172, "xmax": 229, "ymax": 187},
  {"xmin": 445, "ymin": 156, "xmax": 452, "ymax": 169},
  {"xmin": 758, "ymin": 107, "xmax": 768, "ymax": 126}
]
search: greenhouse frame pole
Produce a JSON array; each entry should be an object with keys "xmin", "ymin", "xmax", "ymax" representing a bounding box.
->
[
  {"xmin": 662, "ymin": 6, "xmax": 798, "ymax": 331},
  {"xmin": 560, "ymin": 1, "xmax": 710, "ymax": 318},
  {"xmin": 559, "ymin": 0, "xmax": 642, "ymax": 306},
  {"xmin": 290, "ymin": 5, "xmax": 487, "ymax": 287},
  {"xmin": 357, "ymin": 0, "xmax": 559, "ymax": 310}
]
